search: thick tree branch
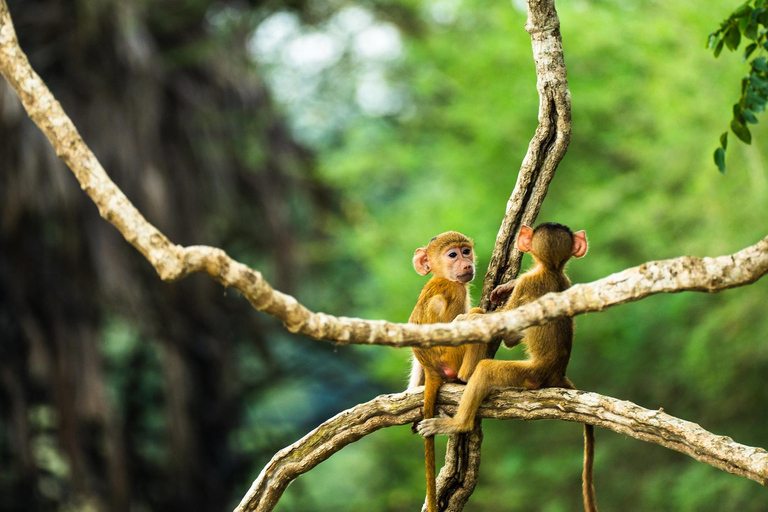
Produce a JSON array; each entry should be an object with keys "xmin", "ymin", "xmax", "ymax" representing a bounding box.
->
[
  {"xmin": 4, "ymin": 1, "xmax": 767, "ymax": 353},
  {"xmin": 234, "ymin": 385, "xmax": 768, "ymax": 511}
]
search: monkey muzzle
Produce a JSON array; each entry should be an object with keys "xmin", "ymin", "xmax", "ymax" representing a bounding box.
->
[{"xmin": 457, "ymin": 272, "xmax": 474, "ymax": 283}]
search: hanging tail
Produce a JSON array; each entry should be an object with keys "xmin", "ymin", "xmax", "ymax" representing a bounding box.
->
[{"xmin": 583, "ymin": 424, "xmax": 597, "ymax": 512}]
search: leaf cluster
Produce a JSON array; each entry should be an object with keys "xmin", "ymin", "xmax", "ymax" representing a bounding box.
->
[{"xmin": 708, "ymin": 0, "xmax": 768, "ymax": 172}]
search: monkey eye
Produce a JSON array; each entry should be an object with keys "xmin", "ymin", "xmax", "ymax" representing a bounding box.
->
[
  {"xmin": 462, "ymin": 248, "xmax": 472, "ymax": 256},
  {"xmin": 447, "ymin": 251, "xmax": 458, "ymax": 258}
]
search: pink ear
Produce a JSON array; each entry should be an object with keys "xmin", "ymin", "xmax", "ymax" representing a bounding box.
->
[
  {"xmin": 413, "ymin": 248, "xmax": 431, "ymax": 275},
  {"xmin": 572, "ymin": 230, "xmax": 588, "ymax": 258},
  {"xmin": 516, "ymin": 225, "xmax": 534, "ymax": 253}
]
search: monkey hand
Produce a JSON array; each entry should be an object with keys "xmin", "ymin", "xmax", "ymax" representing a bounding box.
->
[
  {"xmin": 501, "ymin": 331, "xmax": 523, "ymax": 349},
  {"xmin": 454, "ymin": 312, "xmax": 484, "ymax": 323},
  {"xmin": 491, "ymin": 279, "xmax": 517, "ymax": 306}
]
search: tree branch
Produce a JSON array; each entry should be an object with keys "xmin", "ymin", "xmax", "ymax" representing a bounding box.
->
[
  {"xmin": 478, "ymin": 0, "xmax": 572, "ymax": 313},
  {"xmin": 4, "ymin": 0, "xmax": 767, "ymax": 354},
  {"xmin": 234, "ymin": 385, "xmax": 768, "ymax": 511},
  {"xmin": 439, "ymin": 0, "xmax": 574, "ymax": 506}
]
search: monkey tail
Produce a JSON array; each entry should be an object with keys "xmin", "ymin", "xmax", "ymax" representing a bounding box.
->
[
  {"xmin": 425, "ymin": 436, "xmax": 437, "ymax": 512},
  {"xmin": 423, "ymin": 375, "xmax": 439, "ymax": 512},
  {"xmin": 583, "ymin": 424, "xmax": 598, "ymax": 512}
]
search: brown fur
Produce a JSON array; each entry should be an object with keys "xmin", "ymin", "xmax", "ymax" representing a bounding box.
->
[
  {"xmin": 417, "ymin": 223, "xmax": 597, "ymax": 512},
  {"xmin": 408, "ymin": 231, "xmax": 487, "ymax": 512}
]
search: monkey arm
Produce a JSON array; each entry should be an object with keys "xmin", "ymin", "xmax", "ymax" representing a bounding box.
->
[
  {"xmin": 427, "ymin": 295, "xmax": 447, "ymax": 319},
  {"xmin": 490, "ymin": 279, "xmax": 518, "ymax": 306}
]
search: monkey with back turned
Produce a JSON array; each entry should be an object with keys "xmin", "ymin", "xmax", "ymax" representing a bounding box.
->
[
  {"xmin": 417, "ymin": 222, "xmax": 597, "ymax": 512},
  {"xmin": 408, "ymin": 231, "xmax": 487, "ymax": 512}
]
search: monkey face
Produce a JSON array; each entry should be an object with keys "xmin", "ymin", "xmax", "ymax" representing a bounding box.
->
[{"xmin": 441, "ymin": 245, "xmax": 475, "ymax": 283}]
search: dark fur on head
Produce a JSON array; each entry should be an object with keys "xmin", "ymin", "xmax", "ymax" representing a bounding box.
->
[
  {"xmin": 532, "ymin": 223, "xmax": 576, "ymax": 269},
  {"xmin": 429, "ymin": 231, "xmax": 474, "ymax": 250}
]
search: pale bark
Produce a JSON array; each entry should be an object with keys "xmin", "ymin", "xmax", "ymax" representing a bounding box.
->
[
  {"xmin": 437, "ymin": 0, "xmax": 574, "ymax": 506},
  {"xmin": 478, "ymin": 0, "xmax": 573, "ymax": 313},
  {"xmin": 234, "ymin": 385, "xmax": 768, "ymax": 512},
  {"xmin": 3, "ymin": 2, "xmax": 768, "ymax": 511},
  {"xmin": 3, "ymin": 1, "xmax": 768, "ymax": 352}
]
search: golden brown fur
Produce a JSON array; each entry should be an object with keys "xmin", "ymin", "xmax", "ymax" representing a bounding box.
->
[
  {"xmin": 408, "ymin": 231, "xmax": 486, "ymax": 512},
  {"xmin": 417, "ymin": 223, "xmax": 597, "ymax": 512}
]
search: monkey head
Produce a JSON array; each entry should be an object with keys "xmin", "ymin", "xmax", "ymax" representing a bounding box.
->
[
  {"xmin": 413, "ymin": 231, "xmax": 475, "ymax": 284},
  {"xmin": 518, "ymin": 223, "xmax": 587, "ymax": 269}
]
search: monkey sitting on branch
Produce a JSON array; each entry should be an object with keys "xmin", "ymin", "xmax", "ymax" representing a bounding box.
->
[
  {"xmin": 417, "ymin": 222, "xmax": 598, "ymax": 512},
  {"xmin": 408, "ymin": 231, "xmax": 488, "ymax": 512}
]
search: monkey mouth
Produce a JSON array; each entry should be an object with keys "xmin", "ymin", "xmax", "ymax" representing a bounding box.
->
[{"xmin": 457, "ymin": 273, "xmax": 474, "ymax": 283}]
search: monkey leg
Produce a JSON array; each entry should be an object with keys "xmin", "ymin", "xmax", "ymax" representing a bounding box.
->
[
  {"xmin": 418, "ymin": 359, "xmax": 537, "ymax": 437},
  {"xmin": 456, "ymin": 343, "xmax": 487, "ymax": 382},
  {"xmin": 501, "ymin": 331, "xmax": 523, "ymax": 349}
]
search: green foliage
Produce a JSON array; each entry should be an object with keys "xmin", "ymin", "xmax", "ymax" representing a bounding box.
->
[
  {"xmin": 254, "ymin": 0, "xmax": 768, "ymax": 510},
  {"xmin": 708, "ymin": 0, "xmax": 768, "ymax": 171}
]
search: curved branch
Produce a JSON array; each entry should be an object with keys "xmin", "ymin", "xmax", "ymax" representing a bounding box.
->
[
  {"xmin": 4, "ymin": 1, "xmax": 768, "ymax": 353},
  {"xmin": 234, "ymin": 385, "xmax": 768, "ymax": 511}
]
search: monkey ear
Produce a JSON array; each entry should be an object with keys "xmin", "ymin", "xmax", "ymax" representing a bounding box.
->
[
  {"xmin": 517, "ymin": 225, "xmax": 534, "ymax": 253},
  {"xmin": 572, "ymin": 230, "xmax": 588, "ymax": 258},
  {"xmin": 413, "ymin": 248, "xmax": 432, "ymax": 275}
]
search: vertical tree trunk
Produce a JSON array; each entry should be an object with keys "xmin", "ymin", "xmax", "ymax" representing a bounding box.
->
[{"xmin": 436, "ymin": 0, "xmax": 572, "ymax": 509}]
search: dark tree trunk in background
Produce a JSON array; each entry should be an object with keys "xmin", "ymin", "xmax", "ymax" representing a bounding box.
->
[{"xmin": 0, "ymin": 1, "xmax": 336, "ymax": 510}]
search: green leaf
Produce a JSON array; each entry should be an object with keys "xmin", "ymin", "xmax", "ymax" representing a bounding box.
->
[
  {"xmin": 747, "ymin": 89, "xmax": 768, "ymax": 112},
  {"xmin": 752, "ymin": 56, "xmax": 768, "ymax": 72},
  {"xmin": 733, "ymin": 103, "xmax": 746, "ymax": 124},
  {"xmin": 720, "ymin": 131, "xmax": 728, "ymax": 150},
  {"xmin": 714, "ymin": 147, "xmax": 726, "ymax": 174},
  {"xmin": 731, "ymin": 118, "xmax": 753, "ymax": 143},
  {"xmin": 707, "ymin": 32, "xmax": 720, "ymax": 49},
  {"xmin": 733, "ymin": 3, "xmax": 753, "ymax": 18},
  {"xmin": 750, "ymin": 72, "xmax": 768, "ymax": 91},
  {"xmin": 725, "ymin": 25, "xmax": 742, "ymax": 50},
  {"xmin": 745, "ymin": 21, "xmax": 759, "ymax": 40},
  {"xmin": 739, "ymin": 14, "xmax": 752, "ymax": 32},
  {"xmin": 743, "ymin": 109, "xmax": 759, "ymax": 123},
  {"xmin": 745, "ymin": 43, "xmax": 758, "ymax": 59},
  {"xmin": 715, "ymin": 38, "xmax": 725, "ymax": 57}
]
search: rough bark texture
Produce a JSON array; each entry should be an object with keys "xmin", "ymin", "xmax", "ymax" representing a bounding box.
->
[
  {"xmin": 234, "ymin": 385, "xmax": 768, "ymax": 511},
  {"xmin": 4, "ymin": 2, "xmax": 768, "ymax": 511},
  {"xmin": 478, "ymin": 0, "xmax": 572, "ymax": 314},
  {"xmin": 5, "ymin": 0, "xmax": 768, "ymax": 352},
  {"xmin": 435, "ymin": 1, "xmax": 573, "ymax": 506}
]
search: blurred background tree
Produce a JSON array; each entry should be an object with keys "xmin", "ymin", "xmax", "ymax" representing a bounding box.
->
[{"xmin": 1, "ymin": 0, "xmax": 768, "ymax": 511}]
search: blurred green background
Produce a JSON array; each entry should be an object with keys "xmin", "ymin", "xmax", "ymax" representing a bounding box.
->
[{"xmin": 1, "ymin": 0, "xmax": 767, "ymax": 511}]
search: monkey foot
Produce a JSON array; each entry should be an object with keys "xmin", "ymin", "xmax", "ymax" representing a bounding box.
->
[{"xmin": 417, "ymin": 418, "xmax": 462, "ymax": 437}]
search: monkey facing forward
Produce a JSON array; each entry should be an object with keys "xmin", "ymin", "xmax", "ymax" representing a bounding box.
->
[
  {"xmin": 408, "ymin": 231, "xmax": 487, "ymax": 512},
  {"xmin": 417, "ymin": 222, "xmax": 597, "ymax": 512}
]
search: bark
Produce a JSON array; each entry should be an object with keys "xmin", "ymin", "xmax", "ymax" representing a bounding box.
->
[
  {"xmin": 4, "ymin": 0, "xmax": 768, "ymax": 352},
  {"xmin": 478, "ymin": 0, "xmax": 572, "ymax": 314},
  {"xmin": 4, "ymin": 2, "xmax": 768, "ymax": 511},
  {"xmin": 234, "ymin": 385, "xmax": 768, "ymax": 512}
]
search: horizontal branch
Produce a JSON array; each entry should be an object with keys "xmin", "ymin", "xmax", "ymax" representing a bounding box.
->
[
  {"xmin": 234, "ymin": 385, "xmax": 768, "ymax": 511},
  {"xmin": 3, "ymin": 2, "xmax": 768, "ymax": 350}
]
